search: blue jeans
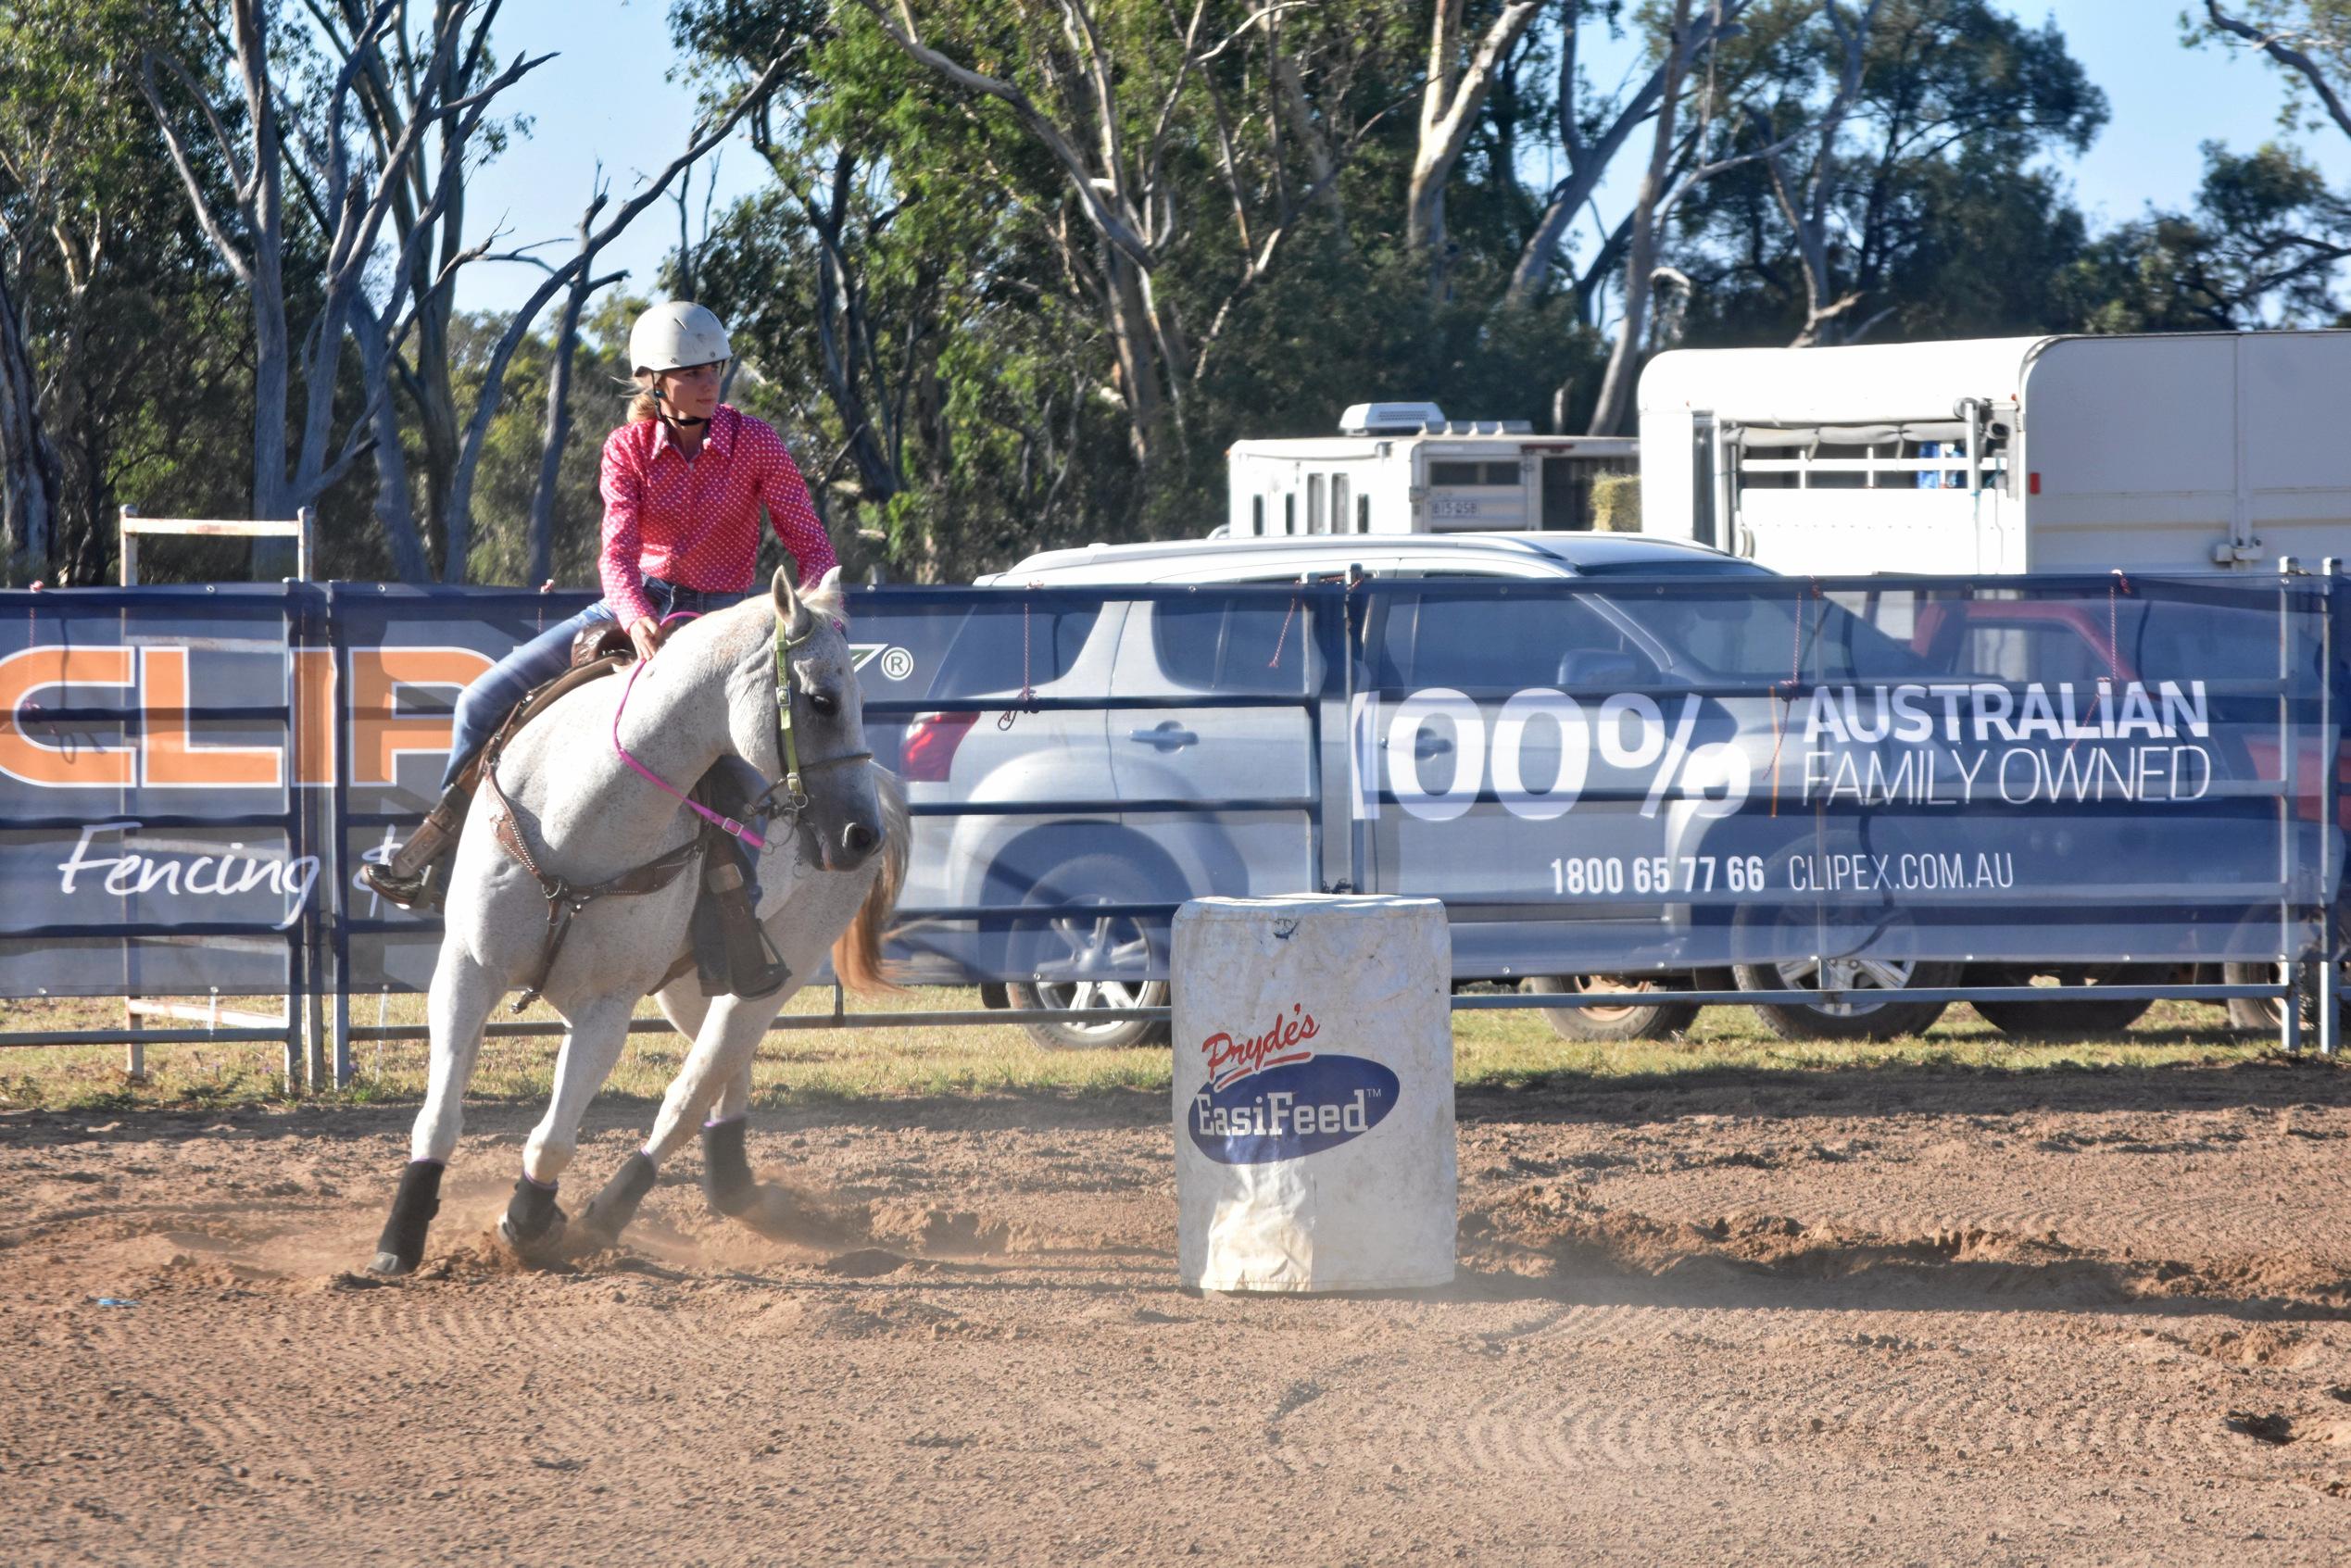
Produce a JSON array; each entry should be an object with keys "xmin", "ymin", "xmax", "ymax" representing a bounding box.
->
[{"xmin": 438, "ymin": 578, "xmax": 742, "ymax": 794}]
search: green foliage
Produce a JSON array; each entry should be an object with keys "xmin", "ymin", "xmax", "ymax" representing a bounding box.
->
[
  {"xmin": 0, "ymin": 0, "xmax": 256, "ymax": 583},
  {"xmin": 1676, "ymin": 0, "xmax": 2110, "ymax": 345},
  {"xmin": 2071, "ymin": 142, "xmax": 2351, "ymax": 331},
  {"xmin": 12, "ymin": 1, "xmax": 2351, "ymax": 588}
]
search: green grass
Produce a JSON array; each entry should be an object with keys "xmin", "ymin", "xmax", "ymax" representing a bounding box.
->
[{"xmin": 0, "ymin": 989, "xmax": 2298, "ymax": 1115}]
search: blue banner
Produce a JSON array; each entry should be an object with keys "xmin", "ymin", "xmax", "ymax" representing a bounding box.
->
[{"xmin": 0, "ymin": 575, "xmax": 2337, "ymax": 998}]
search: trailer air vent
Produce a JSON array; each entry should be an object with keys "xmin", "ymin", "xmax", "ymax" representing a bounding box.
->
[{"xmin": 1339, "ymin": 401, "xmax": 1448, "ymax": 434}]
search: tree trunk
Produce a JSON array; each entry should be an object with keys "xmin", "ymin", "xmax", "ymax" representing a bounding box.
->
[
  {"xmin": 1103, "ymin": 242, "xmax": 1167, "ymax": 471},
  {"xmin": 1409, "ymin": 0, "xmax": 1542, "ymax": 296},
  {"xmin": 1588, "ymin": 0, "xmax": 1693, "ymax": 437},
  {"xmin": 0, "ymin": 268, "xmax": 61, "ymax": 580},
  {"xmin": 527, "ymin": 277, "xmax": 597, "ymax": 587},
  {"xmin": 352, "ymin": 301, "xmax": 431, "ymax": 583},
  {"xmin": 232, "ymin": 0, "xmax": 293, "ymax": 536}
]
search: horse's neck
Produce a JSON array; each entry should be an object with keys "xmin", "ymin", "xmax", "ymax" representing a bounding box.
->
[{"xmin": 500, "ymin": 647, "xmax": 739, "ymax": 872}]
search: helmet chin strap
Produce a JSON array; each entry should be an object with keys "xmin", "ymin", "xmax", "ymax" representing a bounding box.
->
[{"xmin": 648, "ymin": 384, "xmax": 710, "ymax": 430}]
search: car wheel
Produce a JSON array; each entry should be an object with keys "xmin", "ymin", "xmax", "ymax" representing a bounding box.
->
[
  {"xmin": 1969, "ymin": 965, "xmax": 2159, "ymax": 1038},
  {"xmin": 2221, "ymin": 959, "xmax": 2351, "ymax": 1035},
  {"xmin": 1730, "ymin": 951, "xmax": 1959, "ymax": 1041},
  {"xmin": 1522, "ymin": 974, "xmax": 1700, "ymax": 1042},
  {"xmin": 1727, "ymin": 834, "xmax": 1957, "ymax": 1041},
  {"xmin": 1002, "ymin": 853, "xmax": 1173, "ymax": 1051}
]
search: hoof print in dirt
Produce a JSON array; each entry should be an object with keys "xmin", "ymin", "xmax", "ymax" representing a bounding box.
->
[
  {"xmin": 818, "ymin": 1248, "xmax": 908, "ymax": 1278},
  {"xmin": 2226, "ymin": 1410, "xmax": 2296, "ymax": 1445}
]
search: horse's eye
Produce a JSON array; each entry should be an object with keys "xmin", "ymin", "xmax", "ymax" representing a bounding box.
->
[{"xmin": 809, "ymin": 690, "xmax": 839, "ymax": 717}]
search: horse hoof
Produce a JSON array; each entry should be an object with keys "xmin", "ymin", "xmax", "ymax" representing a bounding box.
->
[
  {"xmin": 498, "ymin": 1174, "xmax": 568, "ymax": 1260},
  {"xmin": 366, "ymin": 1250, "xmax": 414, "ymax": 1277},
  {"xmin": 496, "ymin": 1208, "xmax": 568, "ymax": 1260},
  {"xmin": 579, "ymin": 1151, "xmax": 659, "ymax": 1247}
]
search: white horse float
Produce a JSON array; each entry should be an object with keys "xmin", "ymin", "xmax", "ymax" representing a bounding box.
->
[{"xmin": 368, "ymin": 566, "xmax": 907, "ymax": 1275}]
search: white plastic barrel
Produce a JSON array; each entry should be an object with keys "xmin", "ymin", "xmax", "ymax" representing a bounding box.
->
[{"xmin": 1172, "ymin": 894, "xmax": 1455, "ymax": 1292}]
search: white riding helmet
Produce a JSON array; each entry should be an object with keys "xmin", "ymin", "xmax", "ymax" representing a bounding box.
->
[{"xmin": 629, "ymin": 301, "xmax": 731, "ymax": 375}]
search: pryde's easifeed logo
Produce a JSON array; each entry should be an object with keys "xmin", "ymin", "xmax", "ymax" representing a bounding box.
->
[{"xmin": 1189, "ymin": 1003, "xmax": 1397, "ymax": 1165}]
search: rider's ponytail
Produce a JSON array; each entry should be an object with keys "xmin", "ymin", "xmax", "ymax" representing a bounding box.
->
[{"xmin": 628, "ymin": 388, "xmax": 660, "ymax": 423}]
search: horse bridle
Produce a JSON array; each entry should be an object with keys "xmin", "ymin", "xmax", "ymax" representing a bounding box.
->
[
  {"xmin": 604, "ymin": 605, "xmax": 873, "ymax": 854},
  {"xmin": 745, "ymin": 609, "xmax": 874, "ymax": 835}
]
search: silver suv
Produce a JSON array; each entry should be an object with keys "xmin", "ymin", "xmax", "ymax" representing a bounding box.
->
[{"xmin": 895, "ymin": 532, "xmax": 1880, "ymax": 1048}]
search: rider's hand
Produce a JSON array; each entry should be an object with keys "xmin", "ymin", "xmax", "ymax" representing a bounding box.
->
[{"xmin": 628, "ymin": 615, "xmax": 663, "ymax": 663}]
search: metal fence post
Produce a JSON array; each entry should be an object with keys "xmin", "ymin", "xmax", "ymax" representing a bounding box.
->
[
  {"xmin": 2281, "ymin": 558, "xmax": 2303, "ymax": 1057},
  {"xmin": 327, "ymin": 583, "xmax": 355, "ymax": 1088},
  {"xmin": 2322, "ymin": 558, "xmax": 2342, "ymax": 1058}
]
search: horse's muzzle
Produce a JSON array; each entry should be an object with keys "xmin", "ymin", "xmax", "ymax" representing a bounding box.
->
[{"xmin": 816, "ymin": 818, "xmax": 882, "ymax": 872}]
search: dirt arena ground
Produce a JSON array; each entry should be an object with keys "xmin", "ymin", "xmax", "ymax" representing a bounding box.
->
[{"xmin": 4, "ymin": 1058, "xmax": 2350, "ymax": 1565}]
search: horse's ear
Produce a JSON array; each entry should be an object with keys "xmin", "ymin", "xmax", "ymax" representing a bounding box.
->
[{"xmin": 772, "ymin": 562, "xmax": 811, "ymax": 640}]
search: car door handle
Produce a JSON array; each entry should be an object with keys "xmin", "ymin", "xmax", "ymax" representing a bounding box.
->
[{"xmin": 1127, "ymin": 721, "xmax": 1199, "ymax": 750}]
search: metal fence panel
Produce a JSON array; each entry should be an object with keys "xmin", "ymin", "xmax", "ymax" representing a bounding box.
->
[{"xmin": 0, "ymin": 572, "xmax": 2339, "ymax": 1046}]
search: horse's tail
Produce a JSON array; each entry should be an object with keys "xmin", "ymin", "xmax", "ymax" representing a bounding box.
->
[{"xmin": 832, "ymin": 763, "xmax": 909, "ymax": 995}]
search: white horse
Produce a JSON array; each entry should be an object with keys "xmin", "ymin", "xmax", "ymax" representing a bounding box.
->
[{"xmin": 368, "ymin": 566, "xmax": 906, "ymax": 1275}]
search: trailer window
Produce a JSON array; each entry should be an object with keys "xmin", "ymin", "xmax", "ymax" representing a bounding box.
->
[
  {"xmin": 1333, "ymin": 475, "xmax": 1352, "ymax": 537},
  {"xmin": 1429, "ymin": 460, "xmax": 1518, "ymax": 487},
  {"xmin": 1284, "ymin": 495, "xmax": 1297, "ymax": 534},
  {"xmin": 1308, "ymin": 473, "xmax": 1327, "ymax": 534},
  {"xmin": 1251, "ymin": 495, "xmax": 1264, "ymax": 536},
  {"xmin": 1733, "ymin": 422, "xmax": 2008, "ymax": 493},
  {"xmin": 1355, "ymin": 494, "xmax": 1371, "ymax": 533}
]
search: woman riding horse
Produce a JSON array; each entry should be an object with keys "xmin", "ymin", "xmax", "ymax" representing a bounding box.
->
[{"xmin": 361, "ymin": 300, "xmax": 838, "ymax": 909}]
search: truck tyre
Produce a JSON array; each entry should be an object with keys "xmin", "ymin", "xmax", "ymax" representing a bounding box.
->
[
  {"xmin": 1002, "ymin": 853, "xmax": 1173, "ymax": 1051},
  {"xmin": 1523, "ymin": 974, "xmax": 1700, "ymax": 1042},
  {"xmin": 1969, "ymin": 966, "xmax": 2158, "ymax": 1038}
]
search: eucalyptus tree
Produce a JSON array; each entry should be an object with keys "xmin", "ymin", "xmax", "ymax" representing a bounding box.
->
[{"xmin": 1670, "ymin": 0, "xmax": 2106, "ymax": 347}]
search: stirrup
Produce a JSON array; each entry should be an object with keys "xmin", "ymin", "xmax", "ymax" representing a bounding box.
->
[{"xmin": 359, "ymin": 856, "xmax": 448, "ymax": 913}]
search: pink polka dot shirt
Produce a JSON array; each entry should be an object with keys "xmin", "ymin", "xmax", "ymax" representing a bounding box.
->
[{"xmin": 597, "ymin": 405, "xmax": 839, "ymax": 628}]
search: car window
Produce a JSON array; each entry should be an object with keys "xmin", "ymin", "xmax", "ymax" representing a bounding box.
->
[
  {"xmin": 1372, "ymin": 593, "xmax": 1657, "ymax": 691},
  {"xmin": 1605, "ymin": 586, "xmax": 1934, "ymax": 681},
  {"xmin": 1151, "ymin": 598, "xmax": 1314, "ymax": 694},
  {"xmin": 926, "ymin": 602, "xmax": 1101, "ymax": 698},
  {"xmin": 1952, "ymin": 621, "xmax": 2115, "ymax": 684},
  {"xmin": 2125, "ymin": 599, "xmax": 2304, "ymax": 684}
]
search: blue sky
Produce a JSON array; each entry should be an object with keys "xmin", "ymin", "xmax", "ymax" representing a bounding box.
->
[{"xmin": 449, "ymin": 0, "xmax": 2351, "ymax": 318}]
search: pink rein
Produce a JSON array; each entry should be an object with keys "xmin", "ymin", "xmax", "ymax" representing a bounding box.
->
[{"xmin": 610, "ymin": 610, "xmax": 769, "ymax": 851}]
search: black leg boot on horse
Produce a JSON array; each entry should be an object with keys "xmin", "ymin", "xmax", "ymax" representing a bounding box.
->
[
  {"xmin": 371, "ymin": 1160, "xmax": 446, "ymax": 1275},
  {"xmin": 498, "ymin": 1173, "xmax": 568, "ymax": 1259},
  {"xmin": 578, "ymin": 1150, "xmax": 660, "ymax": 1246},
  {"xmin": 701, "ymin": 1116, "xmax": 760, "ymax": 1217}
]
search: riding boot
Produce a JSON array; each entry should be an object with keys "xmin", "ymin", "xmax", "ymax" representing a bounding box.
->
[{"xmin": 359, "ymin": 784, "xmax": 471, "ymax": 911}]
